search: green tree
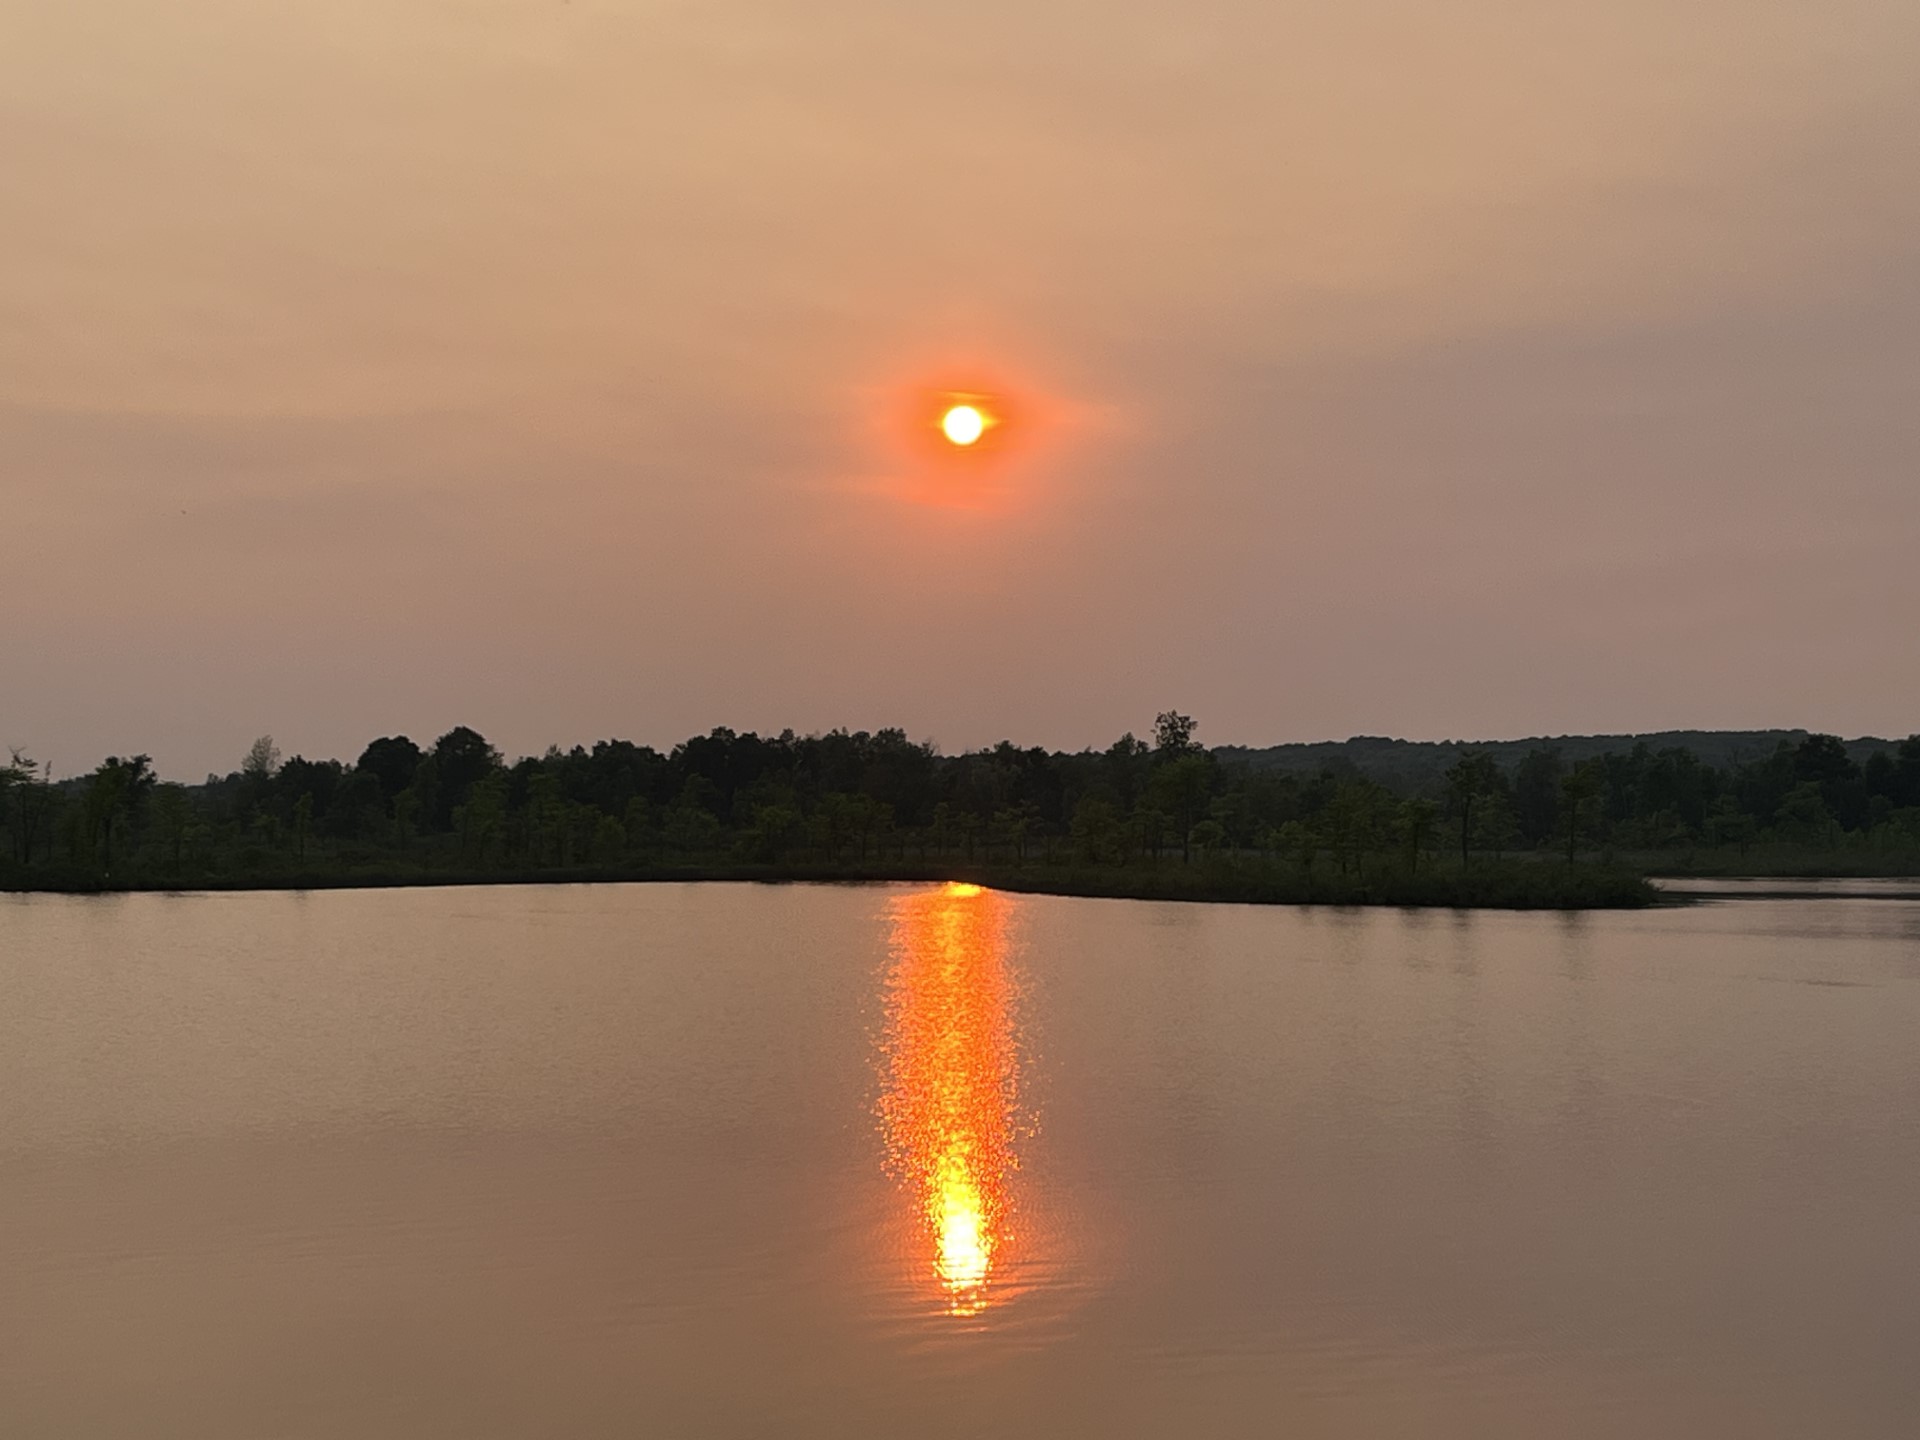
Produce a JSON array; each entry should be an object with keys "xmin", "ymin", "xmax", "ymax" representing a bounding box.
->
[
  {"xmin": 742, "ymin": 803, "xmax": 802, "ymax": 862},
  {"xmin": 291, "ymin": 792, "xmax": 314, "ymax": 861},
  {"xmin": 998, "ymin": 801, "xmax": 1039, "ymax": 864},
  {"xmin": 355, "ymin": 735, "xmax": 423, "ymax": 805},
  {"xmin": 237, "ymin": 734, "xmax": 280, "ymax": 822},
  {"xmin": 1395, "ymin": 797, "xmax": 1439, "ymax": 874},
  {"xmin": 392, "ymin": 785, "xmax": 423, "ymax": 849},
  {"xmin": 1277, "ymin": 818, "xmax": 1317, "ymax": 888},
  {"xmin": 1206, "ymin": 793, "xmax": 1246, "ymax": 849},
  {"xmin": 1188, "ymin": 817, "xmax": 1226, "ymax": 856},
  {"xmin": 1560, "ymin": 762, "xmax": 1603, "ymax": 865},
  {"xmin": 928, "ymin": 802, "xmax": 955, "ymax": 859},
  {"xmin": 1152, "ymin": 711, "xmax": 1199, "ymax": 757},
  {"xmin": 4, "ymin": 752, "xmax": 51, "ymax": 865},
  {"xmin": 151, "ymin": 783, "xmax": 191, "ymax": 872},
  {"xmin": 242, "ymin": 735, "xmax": 281, "ymax": 780},
  {"xmin": 590, "ymin": 814, "xmax": 627, "ymax": 863},
  {"xmin": 83, "ymin": 755, "xmax": 155, "ymax": 873},
  {"xmin": 1444, "ymin": 750, "xmax": 1500, "ymax": 867},
  {"xmin": 430, "ymin": 727, "xmax": 502, "ymax": 829},
  {"xmin": 1471, "ymin": 790, "xmax": 1520, "ymax": 859},
  {"xmin": 665, "ymin": 782, "xmax": 723, "ymax": 855},
  {"xmin": 1070, "ymin": 795, "xmax": 1119, "ymax": 863},
  {"xmin": 1513, "ymin": 747, "xmax": 1563, "ymax": 849},
  {"xmin": 623, "ymin": 796, "xmax": 654, "ymax": 855},
  {"xmin": 816, "ymin": 792, "xmax": 856, "ymax": 862},
  {"xmin": 1135, "ymin": 803, "xmax": 1171, "ymax": 862},
  {"xmin": 455, "ymin": 773, "xmax": 508, "ymax": 863},
  {"xmin": 1324, "ymin": 781, "xmax": 1389, "ymax": 879},
  {"xmin": 524, "ymin": 771, "xmax": 562, "ymax": 864},
  {"xmin": 1706, "ymin": 796, "xmax": 1756, "ymax": 856},
  {"xmin": 0, "ymin": 753, "xmax": 32, "ymax": 864},
  {"xmin": 849, "ymin": 794, "xmax": 883, "ymax": 862},
  {"xmin": 1775, "ymin": 781, "xmax": 1835, "ymax": 846},
  {"xmin": 1148, "ymin": 753, "xmax": 1212, "ymax": 862}
]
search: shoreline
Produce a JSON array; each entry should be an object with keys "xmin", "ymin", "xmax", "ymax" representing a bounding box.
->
[
  {"xmin": 1649, "ymin": 876, "xmax": 1920, "ymax": 902},
  {"xmin": 2, "ymin": 860, "xmax": 1661, "ymax": 910}
]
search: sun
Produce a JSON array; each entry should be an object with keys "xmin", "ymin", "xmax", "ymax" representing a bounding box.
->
[{"xmin": 941, "ymin": 404, "xmax": 986, "ymax": 447}]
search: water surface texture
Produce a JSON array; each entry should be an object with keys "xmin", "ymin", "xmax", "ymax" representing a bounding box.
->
[{"xmin": 4, "ymin": 883, "xmax": 1918, "ymax": 1437}]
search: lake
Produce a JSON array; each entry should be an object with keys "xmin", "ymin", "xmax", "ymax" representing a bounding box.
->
[{"xmin": 3, "ymin": 882, "xmax": 1917, "ymax": 1437}]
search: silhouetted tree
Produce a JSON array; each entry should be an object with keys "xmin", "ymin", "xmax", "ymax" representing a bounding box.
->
[
  {"xmin": 242, "ymin": 735, "xmax": 280, "ymax": 780},
  {"xmin": 1513, "ymin": 747, "xmax": 1563, "ymax": 849},
  {"xmin": 83, "ymin": 754, "xmax": 155, "ymax": 872},
  {"xmin": 356, "ymin": 736, "xmax": 424, "ymax": 805},
  {"xmin": 15, "ymin": 712, "xmax": 1912, "ymax": 898},
  {"xmin": 1444, "ymin": 751, "xmax": 1500, "ymax": 867},
  {"xmin": 1148, "ymin": 753, "xmax": 1212, "ymax": 862},
  {"xmin": 1153, "ymin": 711, "xmax": 1198, "ymax": 756},
  {"xmin": 1561, "ymin": 762, "xmax": 1603, "ymax": 865},
  {"xmin": 1396, "ymin": 797, "xmax": 1438, "ymax": 874},
  {"xmin": 429, "ymin": 727, "xmax": 501, "ymax": 829},
  {"xmin": 151, "ymin": 783, "xmax": 190, "ymax": 871}
]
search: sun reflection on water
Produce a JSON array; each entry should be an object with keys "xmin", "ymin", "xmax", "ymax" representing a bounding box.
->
[{"xmin": 881, "ymin": 881, "xmax": 1022, "ymax": 1316}]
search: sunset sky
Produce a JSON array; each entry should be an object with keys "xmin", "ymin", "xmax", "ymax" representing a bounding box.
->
[{"xmin": 6, "ymin": 1, "xmax": 1918, "ymax": 777}]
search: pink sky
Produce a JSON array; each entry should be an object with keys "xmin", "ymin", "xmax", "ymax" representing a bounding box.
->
[{"xmin": 5, "ymin": 1, "xmax": 1918, "ymax": 778}]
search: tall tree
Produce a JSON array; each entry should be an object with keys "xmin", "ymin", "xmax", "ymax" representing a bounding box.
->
[
  {"xmin": 1445, "ymin": 751, "xmax": 1500, "ymax": 867},
  {"xmin": 1152, "ymin": 711, "xmax": 1199, "ymax": 757},
  {"xmin": 4, "ymin": 751, "xmax": 55, "ymax": 866},
  {"xmin": 241, "ymin": 735, "xmax": 281, "ymax": 779},
  {"xmin": 1560, "ymin": 762, "xmax": 1603, "ymax": 865},
  {"xmin": 429, "ymin": 727, "xmax": 501, "ymax": 829},
  {"xmin": 1148, "ymin": 753, "xmax": 1212, "ymax": 862},
  {"xmin": 1513, "ymin": 747, "xmax": 1563, "ymax": 849},
  {"xmin": 151, "ymin": 783, "xmax": 191, "ymax": 872},
  {"xmin": 356, "ymin": 736, "xmax": 424, "ymax": 804},
  {"xmin": 84, "ymin": 755, "xmax": 155, "ymax": 872},
  {"xmin": 1396, "ymin": 797, "xmax": 1439, "ymax": 874}
]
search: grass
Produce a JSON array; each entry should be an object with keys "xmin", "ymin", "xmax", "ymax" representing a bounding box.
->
[{"xmin": 1627, "ymin": 844, "xmax": 1920, "ymax": 879}]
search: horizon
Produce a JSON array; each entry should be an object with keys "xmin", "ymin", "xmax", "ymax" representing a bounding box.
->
[{"xmin": 22, "ymin": 715, "xmax": 1914, "ymax": 787}]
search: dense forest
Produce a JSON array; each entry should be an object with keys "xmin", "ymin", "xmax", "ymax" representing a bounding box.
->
[
  {"xmin": 5, "ymin": 715, "xmax": 1918, "ymax": 905},
  {"xmin": 1219, "ymin": 729, "xmax": 1901, "ymax": 794}
]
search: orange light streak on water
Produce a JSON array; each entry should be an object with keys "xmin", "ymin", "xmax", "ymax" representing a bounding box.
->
[{"xmin": 881, "ymin": 881, "xmax": 1021, "ymax": 1316}]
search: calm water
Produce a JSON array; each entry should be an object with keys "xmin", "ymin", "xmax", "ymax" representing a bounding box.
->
[{"xmin": 4, "ymin": 882, "xmax": 1918, "ymax": 1437}]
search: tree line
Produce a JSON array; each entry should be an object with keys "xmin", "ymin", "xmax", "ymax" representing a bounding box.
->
[{"xmin": 4, "ymin": 715, "xmax": 1916, "ymax": 894}]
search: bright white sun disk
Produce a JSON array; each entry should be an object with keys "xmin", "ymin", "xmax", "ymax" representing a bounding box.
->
[{"xmin": 941, "ymin": 405, "xmax": 985, "ymax": 446}]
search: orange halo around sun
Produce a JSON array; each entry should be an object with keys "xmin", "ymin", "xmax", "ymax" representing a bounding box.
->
[{"xmin": 868, "ymin": 367, "xmax": 1067, "ymax": 511}]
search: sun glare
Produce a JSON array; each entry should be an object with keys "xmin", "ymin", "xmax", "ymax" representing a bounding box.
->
[
  {"xmin": 881, "ymin": 881, "xmax": 1021, "ymax": 1316},
  {"xmin": 871, "ymin": 372, "xmax": 1061, "ymax": 510},
  {"xmin": 941, "ymin": 404, "xmax": 986, "ymax": 446}
]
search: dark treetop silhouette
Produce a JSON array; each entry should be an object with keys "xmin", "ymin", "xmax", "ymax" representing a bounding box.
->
[{"xmin": 7, "ymin": 715, "xmax": 1919, "ymax": 905}]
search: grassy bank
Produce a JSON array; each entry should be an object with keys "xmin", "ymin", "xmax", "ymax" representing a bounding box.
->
[
  {"xmin": 0, "ymin": 856, "xmax": 1660, "ymax": 909},
  {"xmin": 1628, "ymin": 845, "xmax": 1920, "ymax": 879}
]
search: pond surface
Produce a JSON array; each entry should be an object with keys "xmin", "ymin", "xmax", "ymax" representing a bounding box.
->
[{"xmin": 3, "ymin": 882, "xmax": 1918, "ymax": 1437}]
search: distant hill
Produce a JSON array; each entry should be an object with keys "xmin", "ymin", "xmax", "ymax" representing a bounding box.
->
[{"xmin": 1214, "ymin": 730, "xmax": 1904, "ymax": 794}]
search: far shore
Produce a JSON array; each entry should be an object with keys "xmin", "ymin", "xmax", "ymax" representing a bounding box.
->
[
  {"xmin": 4, "ymin": 859, "xmax": 1661, "ymax": 910},
  {"xmin": 20, "ymin": 854, "xmax": 1920, "ymax": 909}
]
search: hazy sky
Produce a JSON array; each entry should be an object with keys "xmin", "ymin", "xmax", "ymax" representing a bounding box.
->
[{"xmin": 6, "ymin": 0, "xmax": 1918, "ymax": 777}]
